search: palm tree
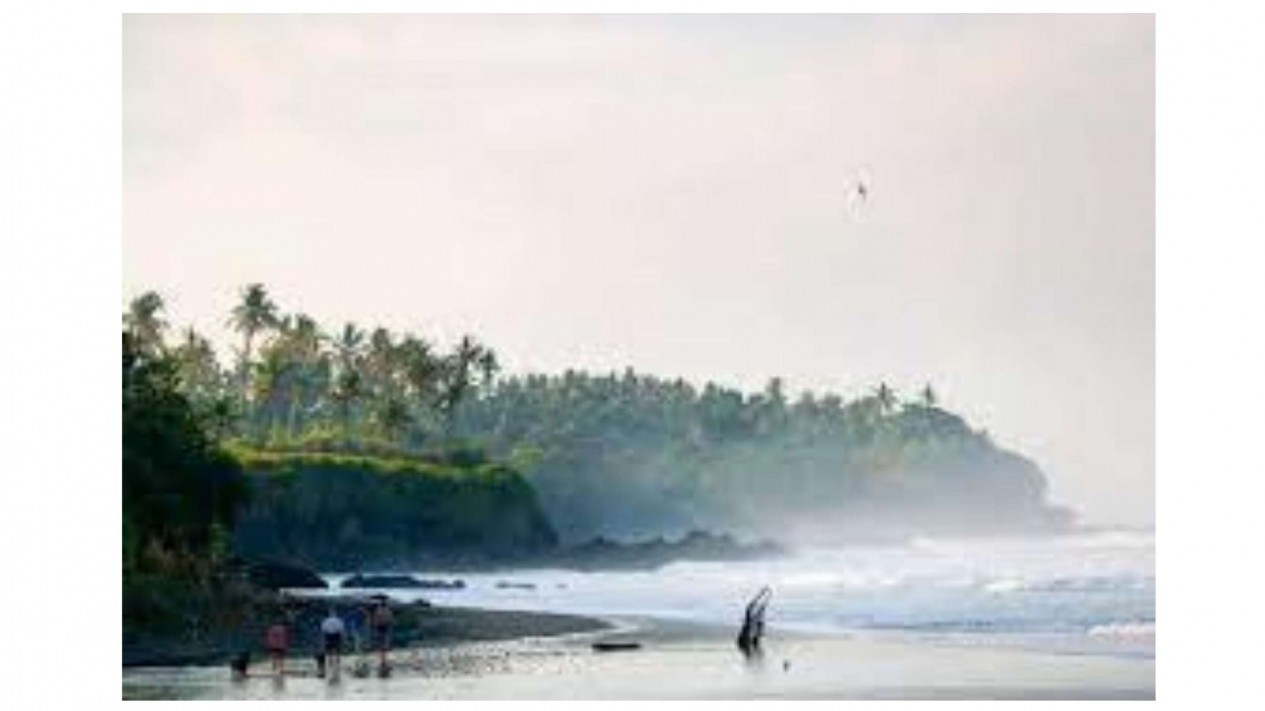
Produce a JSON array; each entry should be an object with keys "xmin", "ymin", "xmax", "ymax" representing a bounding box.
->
[
  {"xmin": 334, "ymin": 322, "xmax": 365, "ymax": 369},
  {"xmin": 268, "ymin": 313, "xmax": 325, "ymax": 438},
  {"xmin": 204, "ymin": 396, "xmax": 237, "ymax": 443},
  {"xmin": 874, "ymin": 382, "xmax": 897, "ymax": 416},
  {"xmin": 124, "ymin": 291, "xmax": 167, "ymax": 354},
  {"xmin": 476, "ymin": 348, "xmax": 500, "ymax": 393},
  {"xmin": 228, "ymin": 283, "xmax": 279, "ymax": 407},
  {"xmin": 398, "ymin": 335, "xmax": 441, "ymax": 422},
  {"xmin": 331, "ymin": 368, "xmax": 365, "ymax": 444},
  {"xmin": 173, "ymin": 326, "xmax": 226, "ymax": 408},
  {"xmin": 441, "ymin": 335, "xmax": 484, "ymax": 423},
  {"xmin": 290, "ymin": 314, "xmax": 322, "ymax": 354},
  {"xmin": 920, "ymin": 383, "xmax": 937, "ymax": 408},
  {"xmin": 365, "ymin": 327, "xmax": 399, "ymax": 399},
  {"xmin": 374, "ymin": 397, "xmax": 414, "ymax": 444},
  {"xmin": 252, "ymin": 346, "xmax": 295, "ymax": 440}
]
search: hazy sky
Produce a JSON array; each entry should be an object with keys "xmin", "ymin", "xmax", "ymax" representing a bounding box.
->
[{"xmin": 123, "ymin": 14, "xmax": 1154, "ymax": 526}]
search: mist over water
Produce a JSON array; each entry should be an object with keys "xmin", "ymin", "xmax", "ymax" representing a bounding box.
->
[{"xmin": 324, "ymin": 529, "xmax": 1154, "ymax": 659}]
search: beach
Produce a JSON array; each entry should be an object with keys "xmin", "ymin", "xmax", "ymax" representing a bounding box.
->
[
  {"xmin": 123, "ymin": 532, "xmax": 1155, "ymax": 699},
  {"xmin": 123, "ymin": 599, "xmax": 608, "ymax": 668},
  {"xmin": 122, "ymin": 614, "xmax": 1154, "ymax": 700}
]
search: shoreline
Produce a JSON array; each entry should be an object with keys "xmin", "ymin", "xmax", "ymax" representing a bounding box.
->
[
  {"xmin": 123, "ymin": 600, "xmax": 609, "ymax": 669},
  {"xmin": 123, "ymin": 614, "xmax": 1154, "ymax": 700}
]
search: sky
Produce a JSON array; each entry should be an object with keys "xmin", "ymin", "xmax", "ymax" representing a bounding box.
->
[{"xmin": 123, "ymin": 14, "xmax": 1154, "ymax": 526}]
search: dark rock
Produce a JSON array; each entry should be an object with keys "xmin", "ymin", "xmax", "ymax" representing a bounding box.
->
[
  {"xmin": 547, "ymin": 529, "xmax": 785, "ymax": 570},
  {"xmin": 416, "ymin": 578, "xmax": 465, "ymax": 590},
  {"xmin": 244, "ymin": 559, "xmax": 328, "ymax": 590},
  {"xmin": 340, "ymin": 573, "xmax": 463, "ymax": 590}
]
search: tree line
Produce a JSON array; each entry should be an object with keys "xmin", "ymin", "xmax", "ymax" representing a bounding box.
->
[
  {"xmin": 125, "ymin": 284, "xmax": 499, "ymax": 451},
  {"xmin": 125, "ymin": 283, "xmax": 1069, "ymax": 543}
]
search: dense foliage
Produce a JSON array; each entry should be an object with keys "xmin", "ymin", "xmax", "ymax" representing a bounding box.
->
[
  {"xmin": 231, "ymin": 449, "xmax": 557, "ymax": 568},
  {"xmin": 125, "ymin": 284, "xmax": 1072, "ymax": 549},
  {"xmin": 128, "ymin": 284, "xmax": 500, "ymax": 450},
  {"xmin": 123, "ymin": 329, "xmax": 253, "ymax": 637},
  {"xmin": 123, "ymin": 331, "xmax": 246, "ymax": 577},
  {"xmin": 454, "ymin": 372, "xmax": 1070, "ymax": 541}
]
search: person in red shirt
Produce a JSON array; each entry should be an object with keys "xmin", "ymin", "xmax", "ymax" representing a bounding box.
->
[
  {"xmin": 265, "ymin": 618, "xmax": 289, "ymax": 677},
  {"xmin": 370, "ymin": 598, "xmax": 395, "ymax": 675}
]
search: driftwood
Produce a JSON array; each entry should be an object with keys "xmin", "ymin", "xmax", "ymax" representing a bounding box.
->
[
  {"xmin": 592, "ymin": 641, "xmax": 642, "ymax": 652},
  {"xmin": 736, "ymin": 586, "xmax": 772, "ymax": 658}
]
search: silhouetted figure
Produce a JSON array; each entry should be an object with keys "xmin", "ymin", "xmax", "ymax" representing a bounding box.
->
[
  {"xmin": 321, "ymin": 607, "xmax": 346, "ymax": 680},
  {"xmin": 229, "ymin": 650, "xmax": 250, "ymax": 680},
  {"xmin": 737, "ymin": 586, "xmax": 772, "ymax": 659},
  {"xmin": 265, "ymin": 618, "xmax": 289, "ymax": 677},
  {"xmin": 368, "ymin": 595, "xmax": 394, "ymax": 677}
]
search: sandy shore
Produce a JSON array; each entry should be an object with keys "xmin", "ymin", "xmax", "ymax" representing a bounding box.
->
[
  {"xmin": 123, "ymin": 599, "xmax": 608, "ymax": 668},
  {"xmin": 123, "ymin": 614, "xmax": 1154, "ymax": 700}
]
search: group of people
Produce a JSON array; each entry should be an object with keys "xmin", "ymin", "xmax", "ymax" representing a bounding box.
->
[
  {"xmin": 231, "ymin": 586, "xmax": 771, "ymax": 681},
  {"xmin": 240, "ymin": 597, "xmax": 396, "ymax": 680}
]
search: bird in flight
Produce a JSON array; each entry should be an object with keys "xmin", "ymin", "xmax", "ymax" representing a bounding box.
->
[{"xmin": 844, "ymin": 167, "xmax": 872, "ymax": 222}]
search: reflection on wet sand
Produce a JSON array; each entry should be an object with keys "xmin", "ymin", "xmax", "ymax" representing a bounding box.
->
[{"xmin": 123, "ymin": 617, "xmax": 1154, "ymax": 700}]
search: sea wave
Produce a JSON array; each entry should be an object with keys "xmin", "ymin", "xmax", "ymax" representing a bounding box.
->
[
  {"xmin": 327, "ymin": 529, "xmax": 1154, "ymax": 657},
  {"xmin": 1087, "ymin": 621, "xmax": 1156, "ymax": 638}
]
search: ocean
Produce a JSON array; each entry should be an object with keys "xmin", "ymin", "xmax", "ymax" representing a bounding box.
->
[{"xmin": 322, "ymin": 529, "xmax": 1155, "ymax": 660}]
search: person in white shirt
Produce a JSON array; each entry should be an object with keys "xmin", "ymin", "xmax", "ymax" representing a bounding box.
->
[{"xmin": 321, "ymin": 608, "xmax": 347, "ymax": 675}]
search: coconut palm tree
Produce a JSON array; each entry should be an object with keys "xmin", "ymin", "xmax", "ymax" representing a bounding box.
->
[
  {"xmin": 269, "ymin": 313, "xmax": 326, "ymax": 438},
  {"xmin": 440, "ymin": 335, "xmax": 484, "ymax": 421},
  {"xmin": 334, "ymin": 322, "xmax": 365, "ymax": 370},
  {"xmin": 228, "ymin": 283, "xmax": 279, "ymax": 407},
  {"xmin": 204, "ymin": 396, "xmax": 237, "ymax": 443},
  {"xmin": 874, "ymin": 382, "xmax": 897, "ymax": 416},
  {"xmin": 330, "ymin": 368, "xmax": 365, "ymax": 444},
  {"xmin": 252, "ymin": 346, "xmax": 297, "ymax": 440},
  {"xmin": 365, "ymin": 327, "xmax": 399, "ymax": 400},
  {"xmin": 920, "ymin": 383, "xmax": 937, "ymax": 408},
  {"xmin": 476, "ymin": 348, "xmax": 500, "ymax": 393},
  {"xmin": 172, "ymin": 326, "xmax": 226, "ymax": 409},
  {"xmin": 398, "ymin": 335, "xmax": 441, "ymax": 424},
  {"xmin": 374, "ymin": 397, "xmax": 414, "ymax": 445},
  {"xmin": 124, "ymin": 291, "xmax": 167, "ymax": 354}
]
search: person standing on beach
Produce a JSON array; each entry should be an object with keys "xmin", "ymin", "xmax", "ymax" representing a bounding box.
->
[
  {"xmin": 370, "ymin": 598, "xmax": 395, "ymax": 673},
  {"xmin": 321, "ymin": 608, "xmax": 346, "ymax": 677},
  {"xmin": 265, "ymin": 618, "xmax": 289, "ymax": 677}
]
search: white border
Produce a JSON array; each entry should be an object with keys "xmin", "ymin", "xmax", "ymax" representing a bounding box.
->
[{"xmin": 13, "ymin": 1, "xmax": 1265, "ymax": 708}]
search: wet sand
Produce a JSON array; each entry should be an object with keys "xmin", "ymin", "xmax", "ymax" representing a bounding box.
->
[
  {"xmin": 123, "ymin": 600, "xmax": 608, "ymax": 668},
  {"xmin": 122, "ymin": 615, "xmax": 1154, "ymax": 700}
]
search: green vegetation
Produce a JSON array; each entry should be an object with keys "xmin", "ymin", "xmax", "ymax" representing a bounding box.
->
[
  {"xmin": 122, "ymin": 292, "xmax": 553, "ymax": 653},
  {"xmin": 123, "ymin": 326, "xmax": 254, "ymax": 639},
  {"xmin": 453, "ymin": 372, "xmax": 1071, "ymax": 541},
  {"xmin": 231, "ymin": 448, "xmax": 557, "ymax": 568},
  {"xmin": 125, "ymin": 283, "xmax": 1072, "ymax": 561},
  {"xmin": 123, "ymin": 326, "xmax": 246, "ymax": 580}
]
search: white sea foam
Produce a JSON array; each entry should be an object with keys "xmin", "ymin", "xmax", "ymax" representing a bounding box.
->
[
  {"xmin": 325, "ymin": 529, "xmax": 1154, "ymax": 657},
  {"xmin": 983, "ymin": 578, "xmax": 1024, "ymax": 594},
  {"xmin": 1088, "ymin": 621, "xmax": 1156, "ymax": 638}
]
